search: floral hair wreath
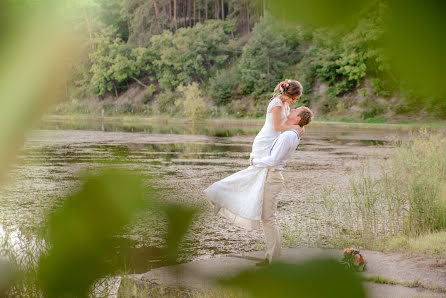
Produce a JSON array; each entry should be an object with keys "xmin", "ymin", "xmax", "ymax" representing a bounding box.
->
[{"xmin": 279, "ymin": 80, "xmax": 291, "ymax": 94}]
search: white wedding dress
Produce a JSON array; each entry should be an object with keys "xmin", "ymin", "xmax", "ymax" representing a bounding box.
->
[{"xmin": 204, "ymin": 97, "xmax": 288, "ymax": 230}]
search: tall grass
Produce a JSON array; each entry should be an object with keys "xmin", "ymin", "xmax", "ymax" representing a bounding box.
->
[
  {"xmin": 310, "ymin": 130, "xmax": 446, "ymax": 250},
  {"xmin": 0, "ymin": 227, "xmax": 45, "ymax": 297}
]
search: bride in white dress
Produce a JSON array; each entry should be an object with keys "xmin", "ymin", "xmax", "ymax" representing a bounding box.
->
[{"xmin": 205, "ymin": 80, "xmax": 303, "ymax": 230}]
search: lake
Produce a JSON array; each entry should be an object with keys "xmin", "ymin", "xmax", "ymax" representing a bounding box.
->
[{"xmin": 0, "ymin": 119, "xmax": 405, "ymax": 273}]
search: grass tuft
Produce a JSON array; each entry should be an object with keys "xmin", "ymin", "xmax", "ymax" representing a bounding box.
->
[{"xmin": 300, "ymin": 130, "xmax": 446, "ymax": 254}]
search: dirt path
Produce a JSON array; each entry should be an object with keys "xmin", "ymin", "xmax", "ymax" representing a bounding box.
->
[{"xmin": 121, "ymin": 247, "xmax": 446, "ymax": 297}]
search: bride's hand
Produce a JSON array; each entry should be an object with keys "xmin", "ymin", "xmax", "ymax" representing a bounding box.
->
[{"xmin": 291, "ymin": 125, "xmax": 304, "ymax": 137}]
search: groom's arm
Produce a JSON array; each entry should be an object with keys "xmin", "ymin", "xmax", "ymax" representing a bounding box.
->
[{"xmin": 251, "ymin": 136, "xmax": 293, "ymax": 168}]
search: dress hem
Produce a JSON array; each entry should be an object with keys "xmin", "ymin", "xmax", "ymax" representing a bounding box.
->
[{"xmin": 208, "ymin": 200, "xmax": 261, "ymax": 231}]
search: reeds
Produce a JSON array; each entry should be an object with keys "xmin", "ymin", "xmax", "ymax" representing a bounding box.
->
[{"xmin": 309, "ymin": 130, "xmax": 446, "ymax": 250}]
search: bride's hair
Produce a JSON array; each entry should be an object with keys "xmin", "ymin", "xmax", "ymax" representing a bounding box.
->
[{"xmin": 272, "ymin": 80, "xmax": 303, "ymax": 101}]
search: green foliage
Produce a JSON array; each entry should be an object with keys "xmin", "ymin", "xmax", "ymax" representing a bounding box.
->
[
  {"xmin": 337, "ymin": 18, "xmax": 387, "ymax": 84},
  {"xmin": 176, "ymin": 83, "xmax": 208, "ymax": 121},
  {"xmin": 157, "ymin": 90, "xmax": 180, "ymax": 115},
  {"xmin": 220, "ymin": 259, "xmax": 365, "ymax": 298},
  {"xmin": 143, "ymin": 85, "xmax": 157, "ymax": 103},
  {"xmin": 284, "ymin": 54, "xmax": 315, "ymax": 105},
  {"xmin": 318, "ymin": 96, "xmax": 339, "ymax": 114},
  {"xmin": 2, "ymin": 168, "xmax": 198, "ymax": 296},
  {"xmin": 371, "ymin": 78, "xmax": 391, "ymax": 98},
  {"xmin": 120, "ymin": 102, "xmax": 134, "ymax": 114},
  {"xmin": 358, "ymin": 88, "xmax": 371, "ymax": 99},
  {"xmin": 150, "ymin": 21, "xmax": 235, "ymax": 91},
  {"xmin": 63, "ymin": 0, "xmax": 446, "ymax": 119},
  {"xmin": 360, "ymin": 101, "xmax": 386, "ymax": 120},
  {"xmin": 94, "ymin": 0, "xmax": 129, "ymax": 41},
  {"xmin": 226, "ymin": 100, "xmax": 248, "ymax": 118},
  {"xmin": 89, "ymin": 35, "xmax": 139, "ymax": 96},
  {"xmin": 38, "ymin": 169, "xmax": 150, "ymax": 297},
  {"xmin": 309, "ymin": 30, "xmax": 342, "ymax": 85},
  {"xmin": 209, "ymin": 68, "xmax": 238, "ymax": 106},
  {"xmin": 308, "ymin": 16, "xmax": 389, "ymax": 99},
  {"xmin": 238, "ymin": 15, "xmax": 300, "ymax": 95}
]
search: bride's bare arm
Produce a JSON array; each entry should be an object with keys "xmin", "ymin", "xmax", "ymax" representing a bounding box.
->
[{"xmin": 271, "ymin": 106, "xmax": 302, "ymax": 133}]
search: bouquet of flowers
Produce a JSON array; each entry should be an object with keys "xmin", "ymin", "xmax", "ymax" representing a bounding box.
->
[{"xmin": 341, "ymin": 248, "xmax": 366, "ymax": 272}]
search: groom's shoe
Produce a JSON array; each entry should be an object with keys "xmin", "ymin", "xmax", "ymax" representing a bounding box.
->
[{"xmin": 255, "ymin": 258, "xmax": 270, "ymax": 267}]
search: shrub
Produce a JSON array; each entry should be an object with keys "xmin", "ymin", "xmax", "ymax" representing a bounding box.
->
[
  {"xmin": 157, "ymin": 91, "xmax": 179, "ymax": 115},
  {"xmin": 209, "ymin": 68, "xmax": 238, "ymax": 106},
  {"xmin": 360, "ymin": 102, "xmax": 386, "ymax": 119},
  {"xmin": 143, "ymin": 85, "xmax": 157, "ymax": 103},
  {"xmin": 176, "ymin": 83, "xmax": 208, "ymax": 121},
  {"xmin": 120, "ymin": 102, "xmax": 134, "ymax": 114},
  {"xmin": 319, "ymin": 97, "xmax": 339, "ymax": 114},
  {"xmin": 358, "ymin": 88, "xmax": 371, "ymax": 99},
  {"xmin": 371, "ymin": 78, "xmax": 391, "ymax": 98}
]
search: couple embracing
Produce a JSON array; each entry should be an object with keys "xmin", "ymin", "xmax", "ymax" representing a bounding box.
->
[{"xmin": 205, "ymin": 80, "xmax": 313, "ymax": 266}]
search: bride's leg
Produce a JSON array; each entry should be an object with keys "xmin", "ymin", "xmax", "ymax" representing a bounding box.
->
[{"xmin": 261, "ymin": 170, "xmax": 284, "ymax": 263}]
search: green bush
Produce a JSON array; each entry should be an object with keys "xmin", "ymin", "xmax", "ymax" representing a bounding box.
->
[
  {"xmin": 143, "ymin": 85, "xmax": 157, "ymax": 103},
  {"xmin": 360, "ymin": 101, "xmax": 386, "ymax": 119},
  {"xmin": 209, "ymin": 68, "xmax": 238, "ymax": 106},
  {"xmin": 371, "ymin": 78, "xmax": 391, "ymax": 98},
  {"xmin": 120, "ymin": 102, "xmax": 134, "ymax": 114},
  {"xmin": 157, "ymin": 91, "xmax": 179, "ymax": 115},
  {"xmin": 319, "ymin": 97, "xmax": 339, "ymax": 114},
  {"xmin": 358, "ymin": 88, "xmax": 371, "ymax": 99},
  {"xmin": 176, "ymin": 83, "xmax": 208, "ymax": 121}
]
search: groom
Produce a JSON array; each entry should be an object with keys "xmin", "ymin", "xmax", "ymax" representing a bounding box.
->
[{"xmin": 249, "ymin": 106, "xmax": 313, "ymax": 266}]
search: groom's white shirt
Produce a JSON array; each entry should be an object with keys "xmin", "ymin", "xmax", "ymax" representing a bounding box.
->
[{"xmin": 252, "ymin": 130, "xmax": 300, "ymax": 170}]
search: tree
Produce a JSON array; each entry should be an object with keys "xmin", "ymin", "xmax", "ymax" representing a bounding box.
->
[
  {"xmin": 149, "ymin": 20, "xmax": 235, "ymax": 90},
  {"xmin": 94, "ymin": 0, "xmax": 129, "ymax": 41},
  {"xmin": 238, "ymin": 14, "xmax": 299, "ymax": 95},
  {"xmin": 89, "ymin": 35, "xmax": 152, "ymax": 97}
]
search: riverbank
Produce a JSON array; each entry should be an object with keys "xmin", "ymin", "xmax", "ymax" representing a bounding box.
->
[
  {"xmin": 42, "ymin": 114, "xmax": 446, "ymax": 130},
  {"xmin": 118, "ymin": 247, "xmax": 446, "ymax": 297}
]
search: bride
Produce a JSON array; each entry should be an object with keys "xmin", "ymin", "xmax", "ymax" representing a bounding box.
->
[{"xmin": 205, "ymin": 80, "xmax": 304, "ymax": 230}]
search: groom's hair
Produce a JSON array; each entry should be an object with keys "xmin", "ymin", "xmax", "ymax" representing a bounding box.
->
[{"xmin": 297, "ymin": 107, "xmax": 314, "ymax": 126}]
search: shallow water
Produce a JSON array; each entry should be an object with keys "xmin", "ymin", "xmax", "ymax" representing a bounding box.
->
[{"xmin": 0, "ymin": 120, "xmax": 405, "ymax": 273}]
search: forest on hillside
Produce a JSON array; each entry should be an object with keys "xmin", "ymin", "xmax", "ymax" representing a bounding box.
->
[{"xmin": 63, "ymin": 0, "xmax": 446, "ymax": 120}]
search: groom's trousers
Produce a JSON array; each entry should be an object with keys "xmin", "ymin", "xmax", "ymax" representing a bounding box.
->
[{"xmin": 261, "ymin": 169, "xmax": 284, "ymax": 262}]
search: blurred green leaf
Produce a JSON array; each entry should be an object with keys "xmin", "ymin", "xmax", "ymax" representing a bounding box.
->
[
  {"xmin": 38, "ymin": 169, "xmax": 151, "ymax": 297},
  {"xmin": 220, "ymin": 258, "xmax": 366, "ymax": 298},
  {"xmin": 267, "ymin": 0, "xmax": 369, "ymax": 28},
  {"xmin": 384, "ymin": 0, "xmax": 446, "ymax": 97},
  {"xmin": 0, "ymin": 0, "xmax": 80, "ymax": 179},
  {"xmin": 269, "ymin": 0, "xmax": 446, "ymax": 97},
  {"xmin": 164, "ymin": 203, "xmax": 197, "ymax": 264}
]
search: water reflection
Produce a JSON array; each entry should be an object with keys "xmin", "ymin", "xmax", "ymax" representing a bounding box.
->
[{"xmin": 42, "ymin": 120, "xmax": 260, "ymax": 137}]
